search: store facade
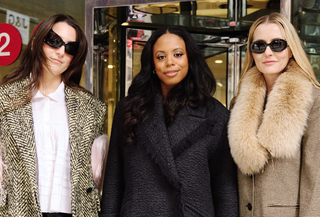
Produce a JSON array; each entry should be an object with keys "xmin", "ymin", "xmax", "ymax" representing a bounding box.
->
[
  {"xmin": 85, "ymin": 0, "xmax": 314, "ymax": 135},
  {"xmin": 1, "ymin": 0, "xmax": 320, "ymax": 135},
  {"xmin": 0, "ymin": 0, "xmax": 85, "ymax": 83}
]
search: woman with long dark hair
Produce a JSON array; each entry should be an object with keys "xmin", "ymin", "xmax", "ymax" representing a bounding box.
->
[
  {"xmin": 0, "ymin": 14, "xmax": 107, "ymax": 216},
  {"xmin": 100, "ymin": 25, "xmax": 238, "ymax": 217}
]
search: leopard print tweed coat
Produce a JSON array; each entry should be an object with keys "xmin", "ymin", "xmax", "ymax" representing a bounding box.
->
[{"xmin": 0, "ymin": 77, "xmax": 106, "ymax": 217}]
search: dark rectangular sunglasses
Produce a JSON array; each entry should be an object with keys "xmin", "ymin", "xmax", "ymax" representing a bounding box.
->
[
  {"xmin": 43, "ymin": 29, "xmax": 79, "ymax": 56},
  {"xmin": 250, "ymin": 39, "xmax": 288, "ymax": 54}
]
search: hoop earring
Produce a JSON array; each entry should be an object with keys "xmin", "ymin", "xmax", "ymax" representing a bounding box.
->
[{"xmin": 153, "ymin": 70, "xmax": 156, "ymax": 74}]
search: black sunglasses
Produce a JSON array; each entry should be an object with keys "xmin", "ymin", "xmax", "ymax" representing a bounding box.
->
[
  {"xmin": 250, "ymin": 39, "xmax": 288, "ymax": 54},
  {"xmin": 43, "ymin": 29, "xmax": 79, "ymax": 56}
]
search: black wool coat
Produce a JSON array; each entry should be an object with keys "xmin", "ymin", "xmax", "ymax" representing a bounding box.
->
[{"xmin": 100, "ymin": 94, "xmax": 238, "ymax": 217}]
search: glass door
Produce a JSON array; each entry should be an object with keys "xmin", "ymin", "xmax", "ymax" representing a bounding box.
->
[
  {"xmin": 89, "ymin": 0, "xmax": 279, "ymax": 135},
  {"xmin": 198, "ymin": 37, "xmax": 247, "ymax": 107},
  {"xmin": 125, "ymin": 27, "xmax": 247, "ymax": 108}
]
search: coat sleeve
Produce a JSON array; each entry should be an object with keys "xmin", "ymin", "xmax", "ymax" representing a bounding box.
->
[
  {"xmin": 299, "ymin": 88, "xmax": 320, "ymax": 216},
  {"xmin": 99, "ymin": 101, "xmax": 125, "ymax": 217},
  {"xmin": 209, "ymin": 123, "xmax": 239, "ymax": 217},
  {"xmin": 91, "ymin": 97, "xmax": 108, "ymax": 191}
]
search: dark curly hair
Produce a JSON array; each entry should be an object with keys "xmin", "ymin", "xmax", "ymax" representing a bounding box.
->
[{"xmin": 121, "ymin": 25, "xmax": 216, "ymax": 144}]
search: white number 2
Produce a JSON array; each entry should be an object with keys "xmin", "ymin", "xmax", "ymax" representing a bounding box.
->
[{"xmin": 0, "ymin": 33, "xmax": 10, "ymax": 57}]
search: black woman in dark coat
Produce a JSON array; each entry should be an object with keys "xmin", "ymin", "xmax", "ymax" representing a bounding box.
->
[{"xmin": 99, "ymin": 26, "xmax": 238, "ymax": 217}]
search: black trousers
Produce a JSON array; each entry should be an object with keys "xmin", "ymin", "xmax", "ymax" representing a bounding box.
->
[{"xmin": 42, "ymin": 213, "xmax": 72, "ymax": 217}]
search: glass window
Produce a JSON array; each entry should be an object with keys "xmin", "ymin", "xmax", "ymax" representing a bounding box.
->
[
  {"xmin": 92, "ymin": 0, "xmax": 280, "ymax": 134},
  {"xmin": 93, "ymin": 7, "xmax": 120, "ymax": 136},
  {"xmin": 203, "ymin": 46, "xmax": 228, "ymax": 106},
  {"xmin": 123, "ymin": 0, "xmax": 279, "ymax": 30},
  {"xmin": 293, "ymin": 0, "xmax": 320, "ymax": 82}
]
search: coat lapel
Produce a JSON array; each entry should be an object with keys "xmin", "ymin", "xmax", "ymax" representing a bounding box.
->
[
  {"xmin": 5, "ymin": 78, "xmax": 40, "ymax": 208},
  {"xmin": 168, "ymin": 105, "xmax": 208, "ymax": 159},
  {"xmin": 65, "ymin": 87, "xmax": 82, "ymax": 186},
  {"xmin": 137, "ymin": 94, "xmax": 181, "ymax": 189},
  {"xmin": 65, "ymin": 87, "xmax": 96, "ymax": 188},
  {"xmin": 7, "ymin": 103, "xmax": 37, "ymax": 172},
  {"xmin": 137, "ymin": 94, "xmax": 209, "ymax": 189}
]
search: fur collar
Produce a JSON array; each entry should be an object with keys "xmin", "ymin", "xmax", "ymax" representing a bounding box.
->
[{"xmin": 228, "ymin": 60, "xmax": 314, "ymax": 175}]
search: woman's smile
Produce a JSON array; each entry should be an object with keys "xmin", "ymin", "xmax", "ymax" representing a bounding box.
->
[{"xmin": 163, "ymin": 70, "xmax": 179, "ymax": 76}]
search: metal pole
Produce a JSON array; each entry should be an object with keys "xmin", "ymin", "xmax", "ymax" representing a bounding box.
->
[{"xmin": 280, "ymin": 0, "xmax": 291, "ymax": 22}]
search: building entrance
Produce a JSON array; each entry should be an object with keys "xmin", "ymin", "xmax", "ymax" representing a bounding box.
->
[
  {"xmin": 88, "ymin": 0, "xmax": 280, "ymax": 135},
  {"xmin": 124, "ymin": 27, "xmax": 247, "ymax": 108}
]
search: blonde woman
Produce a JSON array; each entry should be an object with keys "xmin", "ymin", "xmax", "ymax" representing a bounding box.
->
[{"xmin": 228, "ymin": 12, "xmax": 320, "ymax": 216}]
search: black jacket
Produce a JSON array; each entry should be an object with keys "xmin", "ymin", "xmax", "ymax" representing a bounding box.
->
[{"xmin": 100, "ymin": 94, "xmax": 238, "ymax": 217}]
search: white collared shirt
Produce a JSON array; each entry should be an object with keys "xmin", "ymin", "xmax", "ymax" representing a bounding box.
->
[{"xmin": 32, "ymin": 82, "xmax": 71, "ymax": 213}]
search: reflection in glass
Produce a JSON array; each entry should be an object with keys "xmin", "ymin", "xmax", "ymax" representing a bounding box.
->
[
  {"xmin": 93, "ymin": 8, "xmax": 120, "ymax": 136},
  {"xmin": 125, "ymin": 0, "xmax": 278, "ymax": 30},
  {"xmin": 202, "ymin": 46, "xmax": 227, "ymax": 106},
  {"xmin": 92, "ymin": 1, "xmax": 280, "ymax": 134},
  {"xmin": 293, "ymin": 0, "xmax": 320, "ymax": 82}
]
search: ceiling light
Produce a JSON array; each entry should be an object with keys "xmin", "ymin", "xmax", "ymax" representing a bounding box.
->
[{"xmin": 217, "ymin": 82, "xmax": 223, "ymax": 87}]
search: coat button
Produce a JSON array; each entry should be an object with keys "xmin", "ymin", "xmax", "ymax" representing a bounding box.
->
[
  {"xmin": 86, "ymin": 187, "xmax": 93, "ymax": 193},
  {"xmin": 246, "ymin": 203, "xmax": 252, "ymax": 211}
]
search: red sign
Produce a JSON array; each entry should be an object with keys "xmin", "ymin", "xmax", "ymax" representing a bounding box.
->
[{"xmin": 0, "ymin": 23, "xmax": 22, "ymax": 66}]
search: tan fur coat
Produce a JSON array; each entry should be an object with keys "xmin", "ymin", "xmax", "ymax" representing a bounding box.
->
[
  {"xmin": 228, "ymin": 59, "xmax": 320, "ymax": 216},
  {"xmin": 229, "ymin": 60, "xmax": 313, "ymax": 175}
]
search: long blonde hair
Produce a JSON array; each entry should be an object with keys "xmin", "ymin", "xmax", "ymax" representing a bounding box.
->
[{"xmin": 236, "ymin": 12, "xmax": 320, "ymax": 98}]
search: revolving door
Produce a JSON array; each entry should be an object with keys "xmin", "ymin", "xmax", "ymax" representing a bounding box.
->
[{"xmin": 88, "ymin": 0, "xmax": 281, "ymax": 135}]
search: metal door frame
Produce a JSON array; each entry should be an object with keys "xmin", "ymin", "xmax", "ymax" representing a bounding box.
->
[
  {"xmin": 210, "ymin": 42, "xmax": 246, "ymax": 108},
  {"xmin": 85, "ymin": 0, "xmax": 191, "ymax": 95},
  {"xmin": 85, "ymin": 0, "xmax": 291, "ymax": 97}
]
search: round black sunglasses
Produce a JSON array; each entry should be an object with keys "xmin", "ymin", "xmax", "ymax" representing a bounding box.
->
[
  {"xmin": 43, "ymin": 29, "xmax": 79, "ymax": 56},
  {"xmin": 250, "ymin": 39, "xmax": 288, "ymax": 54}
]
